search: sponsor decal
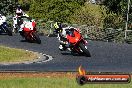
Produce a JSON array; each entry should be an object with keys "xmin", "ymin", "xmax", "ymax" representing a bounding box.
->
[{"xmin": 76, "ymin": 66, "xmax": 131, "ymax": 85}]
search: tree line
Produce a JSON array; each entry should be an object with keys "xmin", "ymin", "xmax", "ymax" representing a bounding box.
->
[{"xmin": 0, "ymin": 0, "xmax": 132, "ymax": 29}]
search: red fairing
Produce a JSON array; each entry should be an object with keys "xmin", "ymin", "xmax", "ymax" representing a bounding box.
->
[
  {"xmin": 32, "ymin": 21, "xmax": 36, "ymax": 28},
  {"xmin": 23, "ymin": 27, "xmax": 31, "ymax": 32},
  {"xmin": 23, "ymin": 21, "xmax": 36, "ymax": 40},
  {"xmin": 66, "ymin": 29, "xmax": 88, "ymax": 45},
  {"xmin": 65, "ymin": 28, "xmax": 90, "ymax": 56},
  {"xmin": 23, "ymin": 21, "xmax": 36, "ymax": 32},
  {"xmin": 67, "ymin": 30, "xmax": 81, "ymax": 45}
]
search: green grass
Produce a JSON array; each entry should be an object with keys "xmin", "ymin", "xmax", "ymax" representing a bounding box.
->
[
  {"xmin": 0, "ymin": 77, "xmax": 131, "ymax": 88},
  {"xmin": 0, "ymin": 46, "xmax": 37, "ymax": 62}
]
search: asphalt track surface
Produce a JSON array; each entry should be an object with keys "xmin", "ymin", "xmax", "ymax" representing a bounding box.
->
[{"xmin": 0, "ymin": 34, "xmax": 132, "ymax": 72}]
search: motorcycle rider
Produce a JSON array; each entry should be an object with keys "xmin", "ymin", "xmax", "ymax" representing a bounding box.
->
[
  {"xmin": 54, "ymin": 22, "xmax": 77, "ymax": 51},
  {"xmin": 16, "ymin": 6, "xmax": 29, "ymax": 17},
  {"xmin": 0, "ymin": 13, "xmax": 6, "ymax": 29},
  {"xmin": 13, "ymin": 5, "xmax": 29, "ymax": 32},
  {"xmin": 53, "ymin": 21, "xmax": 62, "ymax": 33}
]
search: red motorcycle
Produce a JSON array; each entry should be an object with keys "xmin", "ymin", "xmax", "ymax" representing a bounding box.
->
[
  {"xmin": 66, "ymin": 28, "xmax": 91, "ymax": 57},
  {"xmin": 21, "ymin": 17, "xmax": 41, "ymax": 44}
]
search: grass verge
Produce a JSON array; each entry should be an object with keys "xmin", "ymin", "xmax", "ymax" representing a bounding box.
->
[
  {"xmin": 0, "ymin": 72, "xmax": 131, "ymax": 88},
  {"xmin": 0, "ymin": 46, "xmax": 37, "ymax": 63}
]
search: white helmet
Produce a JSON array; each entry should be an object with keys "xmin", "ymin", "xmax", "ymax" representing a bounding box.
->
[{"xmin": 16, "ymin": 9, "xmax": 22, "ymax": 14}]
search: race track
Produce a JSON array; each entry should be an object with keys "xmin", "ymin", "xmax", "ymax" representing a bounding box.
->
[{"xmin": 0, "ymin": 34, "xmax": 132, "ymax": 72}]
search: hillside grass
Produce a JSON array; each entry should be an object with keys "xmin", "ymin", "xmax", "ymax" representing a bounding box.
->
[
  {"xmin": 0, "ymin": 72, "xmax": 131, "ymax": 88},
  {"xmin": 0, "ymin": 46, "xmax": 37, "ymax": 63}
]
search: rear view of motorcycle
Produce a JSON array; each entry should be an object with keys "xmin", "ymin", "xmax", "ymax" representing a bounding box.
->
[{"xmin": 0, "ymin": 14, "xmax": 12, "ymax": 36}]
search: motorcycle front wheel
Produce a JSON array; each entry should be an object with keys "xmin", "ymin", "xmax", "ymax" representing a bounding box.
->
[
  {"xmin": 79, "ymin": 43, "xmax": 91, "ymax": 57},
  {"xmin": 6, "ymin": 27, "xmax": 13, "ymax": 36},
  {"xmin": 32, "ymin": 32, "xmax": 41, "ymax": 44}
]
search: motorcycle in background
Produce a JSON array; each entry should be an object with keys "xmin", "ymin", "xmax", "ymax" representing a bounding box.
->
[
  {"xmin": 20, "ymin": 16, "xmax": 41, "ymax": 44},
  {"xmin": 0, "ymin": 15, "xmax": 12, "ymax": 36}
]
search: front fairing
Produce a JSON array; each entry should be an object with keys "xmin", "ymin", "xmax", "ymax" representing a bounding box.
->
[
  {"xmin": 66, "ymin": 30, "xmax": 88, "ymax": 53},
  {"xmin": 23, "ymin": 22, "xmax": 36, "ymax": 39},
  {"xmin": 1, "ymin": 22, "xmax": 8, "ymax": 29},
  {"xmin": 67, "ymin": 30, "xmax": 81, "ymax": 44},
  {"xmin": 23, "ymin": 21, "xmax": 34, "ymax": 32}
]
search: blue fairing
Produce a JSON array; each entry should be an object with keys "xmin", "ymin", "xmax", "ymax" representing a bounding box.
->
[
  {"xmin": 2, "ymin": 22, "xmax": 8, "ymax": 28},
  {"xmin": 0, "ymin": 22, "xmax": 8, "ymax": 32}
]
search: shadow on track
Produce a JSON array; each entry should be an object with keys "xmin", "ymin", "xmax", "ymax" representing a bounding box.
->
[{"xmin": 61, "ymin": 52, "xmax": 90, "ymax": 57}]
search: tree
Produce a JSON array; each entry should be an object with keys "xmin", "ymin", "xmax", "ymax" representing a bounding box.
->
[
  {"xmin": 26, "ymin": 0, "xmax": 85, "ymax": 22},
  {"xmin": 103, "ymin": 0, "xmax": 132, "ymax": 28},
  {"xmin": 103, "ymin": 0, "xmax": 129, "ymax": 14},
  {"xmin": 70, "ymin": 3, "xmax": 106, "ymax": 27},
  {"xmin": 0, "ymin": 0, "xmax": 18, "ymax": 15}
]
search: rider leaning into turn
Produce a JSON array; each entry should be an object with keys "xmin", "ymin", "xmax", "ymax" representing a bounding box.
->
[
  {"xmin": 13, "ymin": 5, "xmax": 29, "ymax": 32},
  {"xmin": 53, "ymin": 21, "xmax": 77, "ymax": 51},
  {"xmin": 14, "ymin": 5, "xmax": 31, "ymax": 37}
]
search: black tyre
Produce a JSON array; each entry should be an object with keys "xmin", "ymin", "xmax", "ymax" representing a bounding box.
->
[
  {"xmin": 32, "ymin": 32, "xmax": 41, "ymax": 44},
  {"xmin": 79, "ymin": 43, "xmax": 91, "ymax": 57},
  {"xmin": 6, "ymin": 27, "xmax": 13, "ymax": 36}
]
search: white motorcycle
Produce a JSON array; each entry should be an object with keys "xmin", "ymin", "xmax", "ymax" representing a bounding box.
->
[{"xmin": 0, "ymin": 15, "xmax": 12, "ymax": 36}]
